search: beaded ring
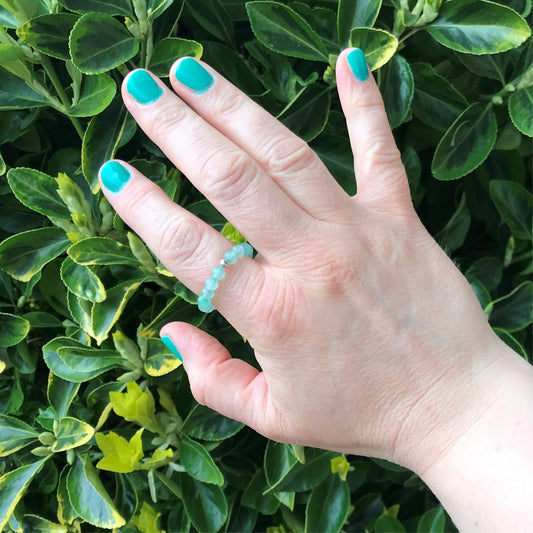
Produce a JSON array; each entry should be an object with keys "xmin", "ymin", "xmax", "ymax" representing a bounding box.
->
[{"xmin": 197, "ymin": 242, "xmax": 254, "ymax": 313}]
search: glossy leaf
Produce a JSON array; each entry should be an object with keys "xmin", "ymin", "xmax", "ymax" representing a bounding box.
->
[
  {"xmin": 242, "ymin": 469, "xmax": 280, "ymax": 514},
  {"xmin": 186, "ymin": 0, "xmax": 235, "ymax": 45},
  {"xmin": 148, "ymin": 38, "xmax": 203, "ymax": 77},
  {"xmin": 69, "ymin": 13, "xmax": 139, "ymax": 74},
  {"xmin": 59, "ymin": 0, "xmax": 134, "ymax": 16},
  {"xmin": 114, "ymin": 471, "xmax": 138, "ymax": 524},
  {"xmin": 381, "ymin": 55, "xmax": 413, "ymax": 129},
  {"xmin": 57, "ymin": 346, "xmax": 124, "ymax": 378},
  {"xmin": 436, "ymin": 194, "xmax": 471, "ymax": 253},
  {"xmin": 338, "ymin": 0, "xmax": 381, "ymax": 45},
  {"xmin": 67, "ymin": 454, "xmax": 126, "ymax": 528},
  {"xmin": 0, "ymin": 414, "xmax": 39, "ymax": 457},
  {"xmin": 432, "ymin": 103, "xmax": 497, "ymax": 180},
  {"xmin": 60, "ymin": 257, "xmax": 106, "ymax": 302},
  {"xmin": 246, "ymin": 1, "xmax": 329, "ymax": 61},
  {"xmin": 465, "ymin": 257, "xmax": 503, "ymax": 291},
  {"xmin": 374, "ymin": 513, "xmax": 406, "ymax": 532},
  {"xmin": 182, "ymin": 404, "xmax": 244, "ymax": 440},
  {"xmin": 0, "ymin": 458, "xmax": 49, "ymax": 531},
  {"xmin": 21, "ymin": 515, "xmax": 67, "ymax": 532},
  {"xmin": 95, "ymin": 429, "xmax": 144, "ymax": 473},
  {"xmin": 68, "ymin": 74, "xmax": 116, "ymax": 117},
  {"xmin": 181, "ymin": 436, "xmax": 224, "ymax": 485},
  {"xmin": 17, "ymin": 14, "xmax": 78, "ymax": 60},
  {"xmin": 0, "ymin": 228, "xmax": 70, "ymax": 282},
  {"xmin": 489, "ymin": 180, "xmax": 532, "ymax": 240},
  {"xmin": 68, "ymin": 237, "xmax": 139, "ymax": 266},
  {"xmin": 349, "ymin": 28, "xmax": 398, "ymax": 70},
  {"xmin": 51, "ymin": 416, "xmax": 94, "ymax": 452},
  {"xmin": 47, "ymin": 373, "xmax": 80, "ymax": 419},
  {"xmin": 417, "ymin": 507, "xmax": 446, "ymax": 532},
  {"xmin": 57, "ymin": 465, "xmax": 79, "ymax": 525},
  {"xmin": 0, "ymin": 312, "xmax": 30, "ymax": 347},
  {"xmin": 181, "ymin": 475, "xmax": 228, "ymax": 532},
  {"xmin": 0, "ymin": 70, "xmax": 48, "ymax": 109},
  {"xmin": 131, "ymin": 502, "xmax": 163, "ymax": 533},
  {"xmin": 411, "ymin": 63, "xmax": 468, "ymax": 131},
  {"xmin": 305, "ymin": 474, "xmax": 350, "ymax": 533},
  {"xmin": 509, "ymin": 86, "xmax": 533, "ymax": 137},
  {"xmin": 426, "ymin": 0, "xmax": 531, "ymax": 55},
  {"xmin": 490, "ymin": 281, "xmax": 533, "ymax": 332},
  {"xmin": 67, "ymin": 289, "xmax": 94, "ymax": 338},
  {"xmin": 493, "ymin": 328, "xmax": 528, "ymax": 359},
  {"xmin": 264, "ymin": 441, "xmax": 299, "ymax": 490},
  {"xmin": 144, "ymin": 338, "xmax": 182, "ymax": 376}
]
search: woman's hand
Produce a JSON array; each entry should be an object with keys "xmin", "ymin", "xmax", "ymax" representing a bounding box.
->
[{"xmin": 99, "ymin": 49, "xmax": 514, "ymax": 476}]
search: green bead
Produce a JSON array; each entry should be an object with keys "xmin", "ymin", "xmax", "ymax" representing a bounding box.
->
[
  {"xmin": 205, "ymin": 277, "xmax": 218, "ymax": 291},
  {"xmin": 212, "ymin": 266, "xmax": 226, "ymax": 280},
  {"xmin": 224, "ymin": 249, "xmax": 238, "ymax": 264}
]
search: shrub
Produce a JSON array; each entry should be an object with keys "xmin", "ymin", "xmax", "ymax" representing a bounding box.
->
[{"xmin": 0, "ymin": 0, "xmax": 531, "ymax": 531}]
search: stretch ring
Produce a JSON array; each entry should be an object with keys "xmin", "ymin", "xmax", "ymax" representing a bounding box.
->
[{"xmin": 197, "ymin": 242, "xmax": 254, "ymax": 313}]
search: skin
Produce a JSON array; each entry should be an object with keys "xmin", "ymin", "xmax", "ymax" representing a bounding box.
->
[{"xmin": 100, "ymin": 49, "xmax": 533, "ymax": 531}]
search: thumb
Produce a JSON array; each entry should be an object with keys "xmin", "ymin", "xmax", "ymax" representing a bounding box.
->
[
  {"xmin": 336, "ymin": 48, "xmax": 412, "ymax": 212},
  {"xmin": 159, "ymin": 323, "xmax": 274, "ymax": 435}
]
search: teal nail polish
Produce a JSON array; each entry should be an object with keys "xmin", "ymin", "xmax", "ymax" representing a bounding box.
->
[
  {"xmin": 175, "ymin": 57, "xmax": 214, "ymax": 94},
  {"xmin": 100, "ymin": 161, "xmax": 131, "ymax": 193},
  {"xmin": 347, "ymin": 48, "xmax": 369, "ymax": 82},
  {"xmin": 127, "ymin": 70, "xmax": 163, "ymax": 104},
  {"xmin": 161, "ymin": 335, "xmax": 182, "ymax": 362}
]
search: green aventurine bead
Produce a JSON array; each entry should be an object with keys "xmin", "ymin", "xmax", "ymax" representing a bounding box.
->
[
  {"xmin": 205, "ymin": 278, "xmax": 218, "ymax": 291},
  {"xmin": 212, "ymin": 266, "xmax": 226, "ymax": 280}
]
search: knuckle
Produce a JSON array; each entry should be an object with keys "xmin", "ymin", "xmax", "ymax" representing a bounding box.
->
[
  {"xmin": 157, "ymin": 217, "xmax": 204, "ymax": 268},
  {"xmin": 366, "ymin": 137, "xmax": 402, "ymax": 167},
  {"xmin": 143, "ymin": 102, "xmax": 190, "ymax": 140},
  {"xmin": 262, "ymin": 135, "xmax": 317, "ymax": 175}
]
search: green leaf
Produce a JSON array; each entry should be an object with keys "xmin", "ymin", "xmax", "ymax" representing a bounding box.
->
[
  {"xmin": 69, "ymin": 13, "xmax": 139, "ymax": 74},
  {"xmin": 0, "ymin": 458, "xmax": 49, "ymax": 531},
  {"xmin": 374, "ymin": 513, "xmax": 406, "ymax": 532},
  {"xmin": 67, "ymin": 289, "xmax": 94, "ymax": 338},
  {"xmin": 0, "ymin": 313, "xmax": 30, "ymax": 347},
  {"xmin": 490, "ymin": 281, "xmax": 533, "ymax": 332},
  {"xmin": 493, "ymin": 328, "xmax": 528, "ymax": 359},
  {"xmin": 20, "ymin": 515, "xmax": 67, "ymax": 532},
  {"xmin": 57, "ymin": 465, "xmax": 79, "ymax": 524},
  {"xmin": 0, "ymin": 414, "xmax": 39, "ymax": 457},
  {"xmin": 436, "ymin": 194, "xmax": 471, "ymax": 253},
  {"xmin": 456, "ymin": 52, "xmax": 510, "ymax": 83},
  {"xmin": 181, "ymin": 436, "xmax": 224, "ymax": 485},
  {"xmin": 305, "ymin": 474, "xmax": 350, "ymax": 533},
  {"xmin": 59, "ymin": 0, "xmax": 134, "ymax": 16},
  {"xmin": 7, "ymin": 167, "xmax": 71, "ymax": 219},
  {"xmin": 0, "ymin": 228, "xmax": 70, "ymax": 282},
  {"xmin": 67, "ymin": 454, "xmax": 126, "ymax": 528},
  {"xmin": 509, "ymin": 86, "xmax": 533, "ymax": 137},
  {"xmin": 95, "ymin": 429, "xmax": 144, "ymax": 473},
  {"xmin": 114, "ymin": 471, "xmax": 138, "ymax": 524},
  {"xmin": 417, "ymin": 507, "xmax": 446, "ymax": 533},
  {"xmin": 68, "ymin": 237, "xmax": 139, "ymax": 266},
  {"xmin": 52, "ymin": 416, "xmax": 94, "ymax": 452},
  {"xmin": 0, "ymin": 43, "xmax": 24, "ymax": 64},
  {"xmin": 465, "ymin": 257, "xmax": 503, "ymax": 291},
  {"xmin": 338, "ymin": 0, "xmax": 382, "ymax": 46},
  {"xmin": 242, "ymin": 469, "xmax": 280, "ymax": 514},
  {"xmin": 426, "ymin": 0, "xmax": 531, "ymax": 55},
  {"xmin": 246, "ymin": 1, "xmax": 329, "ymax": 61},
  {"xmin": 0, "ymin": 69, "xmax": 48, "ymax": 109},
  {"xmin": 432, "ymin": 103, "xmax": 497, "ymax": 180},
  {"xmin": 181, "ymin": 476, "xmax": 228, "ymax": 532},
  {"xmin": 349, "ymin": 28, "xmax": 398, "ymax": 70},
  {"xmin": 182, "ymin": 404, "xmax": 244, "ymax": 441},
  {"xmin": 411, "ymin": 63, "xmax": 468, "ymax": 131},
  {"xmin": 148, "ymin": 37, "xmax": 203, "ymax": 77},
  {"xmin": 381, "ymin": 54, "xmax": 413, "ymax": 129},
  {"xmin": 264, "ymin": 441, "xmax": 299, "ymax": 490},
  {"xmin": 278, "ymin": 83, "xmax": 331, "ymax": 142},
  {"xmin": 47, "ymin": 373, "xmax": 80, "ymax": 419},
  {"xmin": 144, "ymin": 338, "xmax": 182, "ymax": 376},
  {"xmin": 489, "ymin": 180, "xmax": 532, "ymax": 240},
  {"xmin": 60, "ymin": 257, "xmax": 106, "ymax": 303},
  {"xmin": 17, "ymin": 14, "xmax": 78, "ymax": 60},
  {"xmin": 185, "ymin": 0, "xmax": 235, "ymax": 46},
  {"xmin": 68, "ymin": 74, "xmax": 116, "ymax": 117}
]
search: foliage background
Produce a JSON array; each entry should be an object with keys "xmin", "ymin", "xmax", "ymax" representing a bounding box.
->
[{"xmin": 0, "ymin": 0, "xmax": 532, "ymax": 531}]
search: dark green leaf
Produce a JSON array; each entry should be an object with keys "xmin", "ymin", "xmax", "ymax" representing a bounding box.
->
[
  {"xmin": 469, "ymin": 278, "xmax": 492, "ymax": 314},
  {"xmin": 181, "ymin": 436, "xmax": 224, "ymax": 485},
  {"xmin": 402, "ymin": 146, "xmax": 421, "ymax": 197},
  {"xmin": 0, "ymin": 70, "xmax": 48, "ymax": 110},
  {"xmin": 186, "ymin": 0, "xmax": 235, "ymax": 46},
  {"xmin": 246, "ymin": 1, "xmax": 329, "ymax": 61},
  {"xmin": 67, "ymin": 455, "xmax": 126, "ymax": 528},
  {"xmin": 21, "ymin": 311, "xmax": 63, "ymax": 328},
  {"xmin": 490, "ymin": 281, "xmax": 533, "ymax": 332},
  {"xmin": 432, "ymin": 103, "xmax": 497, "ymax": 180},
  {"xmin": 426, "ymin": 0, "xmax": 531, "ymax": 55},
  {"xmin": 47, "ymin": 373, "xmax": 80, "ymax": 419},
  {"xmin": 465, "ymin": 257, "xmax": 503, "ymax": 291},
  {"xmin": 182, "ymin": 404, "xmax": 244, "ymax": 440},
  {"xmin": 69, "ymin": 13, "xmax": 139, "ymax": 74},
  {"xmin": 241, "ymin": 469, "xmax": 280, "ymax": 514},
  {"xmin": 489, "ymin": 180, "xmax": 532, "ymax": 240},
  {"xmin": 7, "ymin": 167, "xmax": 70, "ymax": 219},
  {"xmin": 0, "ymin": 414, "xmax": 39, "ymax": 457},
  {"xmin": 60, "ymin": 0, "xmax": 134, "ymax": 18},
  {"xmin": 181, "ymin": 476, "xmax": 228, "ymax": 532},
  {"xmin": 374, "ymin": 513, "xmax": 406, "ymax": 532},
  {"xmin": 416, "ymin": 507, "xmax": 446, "ymax": 533},
  {"xmin": 68, "ymin": 237, "xmax": 139, "ymax": 266},
  {"xmin": 381, "ymin": 54, "xmax": 413, "ymax": 129},
  {"xmin": 436, "ymin": 194, "xmax": 471, "ymax": 253},
  {"xmin": 148, "ymin": 38, "xmax": 203, "ymax": 77},
  {"xmin": 456, "ymin": 52, "xmax": 510, "ymax": 83},
  {"xmin": 493, "ymin": 328, "xmax": 528, "ymax": 359},
  {"xmin": 338, "ymin": 0, "xmax": 382, "ymax": 46},
  {"xmin": 0, "ymin": 228, "xmax": 70, "ymax": 282},
  {"xmin": 60, "ymin": 257, "xmax": 106, "ymax": 302},
  {"xmin": 57, "ymin": 466, "xmax": 79, "ymax": 524},
  {"xmin": 305, "ymin": 474, "xmax": 350, "ymax": 533},
  {"xmin": 509, "ymin": 86, "xmax": 533, "ymax": 137},
  {"xmin": 264, "ymin": 441, "xmax": 298, "ymax": 490},
  {"xmin": 16, "ymin": 14, "xmax": 78, "ymax": 60},
  {"xmin": 0, "ymin": 313, "xmax": 30, "ymax": 347},
  {"xmin": 68, "ymin": 74, "xmax": 116, "ymax": 117}
]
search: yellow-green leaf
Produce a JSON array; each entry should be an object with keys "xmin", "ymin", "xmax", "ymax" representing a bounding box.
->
[
  {"xmin": 95, "ymin": 429, "xmax": 144, "ymax": 473},
  {"xmin": 330, "ymin": 456, "xmax": 351, "ymax": 481},
  {"xmin": 131, "ymin": 502, "xmax": 165, "ymax": 533},
  {"xmin": 349, "ymin": 28, "xmax": 398, "ymax": 70}
]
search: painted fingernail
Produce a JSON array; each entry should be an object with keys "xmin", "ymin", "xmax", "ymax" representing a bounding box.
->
[
  {"xmin": 100, "ymin": 161, "xmax": 131, "ymax": 193},
  {"xmin": 347, "ymin": 48, "xmax": 369, "ymax": 82},
  {"xmin": 161, "ymin": 335, "xmax": 182, "ymax": 362},
  {"xmin": 127, "ymin": 70, "xmax": 163, "ymax": 104},
  {"xmin": 175, "ymin": 57, "xmax": 214, "ymax": 94}
]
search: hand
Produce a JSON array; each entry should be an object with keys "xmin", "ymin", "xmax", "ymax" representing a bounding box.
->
[{"xmin": 99, "ymin": 50, "xmax": 512, "ymax": 475}]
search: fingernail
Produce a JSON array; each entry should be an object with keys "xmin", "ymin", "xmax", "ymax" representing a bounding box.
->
[
  {"xmin": 100, "ymin": 161, "xmax": 131, "ymax": 193},
  {"xmin": 161, "ymin": 335, "xmax": 182, "ymax": 362},
  {"xmin": 127, "ymin": 70, "xmax": 163, "ymax": 104},
  {"xmin": 347, "ymin": 48, "xmax": 369, "ymax": 82},
  {"xmin": 175, "ymin": 57, "xmax": 214, "ymax": 94}
]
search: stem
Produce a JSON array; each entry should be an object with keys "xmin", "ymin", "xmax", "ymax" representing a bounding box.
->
[
  {"xmin": 41, "ymin": 57, "xmax": 85, "ymax": 140},
  {"xmin": 398, "ymin": 26, "xmax": 424, "ymax": 44}
]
